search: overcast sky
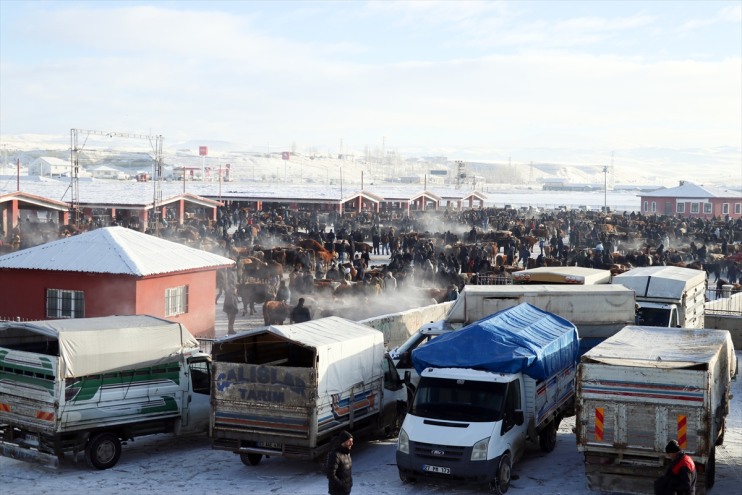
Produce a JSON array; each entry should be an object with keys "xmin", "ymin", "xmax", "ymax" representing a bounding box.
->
[{"xmin": 1, "ymin": 1, "xmax": 740, "ymax": 176}]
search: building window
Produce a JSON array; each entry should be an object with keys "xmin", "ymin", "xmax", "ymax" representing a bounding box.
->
[
  {"xmin": 735, "ymin": 203, "xmax": 741, "ymax": 214},
  {"xmin": 643, "ymin": 201, "xmax": 648, "ymax": 211},
  {"xmin": 165, "ymin": 285, "xmax": 189, "ymax": 316},
  {"xmin": 690, "ymin": 203, "xmax": 699, "ymax": 213},
  {"xmin": 651, "ymin": 201, "xmax": 657, "ymax": 212},
  {"xmin": 703, "ymin": 203, "xmax": 712, "ymax": 214},
  {"xmin": 722, "ymin": 203, "xmax": 729, "ymax": 214},
  {"xmin": 676, "ymin": 203, "xmax": 685, "ymax": 213},
  {"xmin": 46, "ymin": 289, "xmax": 85, "ymax": 319}
]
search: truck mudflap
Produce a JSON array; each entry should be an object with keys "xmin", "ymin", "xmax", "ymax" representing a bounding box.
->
[{"xmin": 0, "ymin": 440, "xmax": 59, "ymax": 469}]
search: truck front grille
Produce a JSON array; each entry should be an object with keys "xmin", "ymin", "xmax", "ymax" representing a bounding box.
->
[{"xmin": 412, "ymin": 441, "xmax": 467, "ymax": 461}]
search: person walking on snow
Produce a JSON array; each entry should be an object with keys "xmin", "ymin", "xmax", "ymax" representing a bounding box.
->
[{"xmin": 326, "ymin": 431, "xmax": 353, "ymax": 495}]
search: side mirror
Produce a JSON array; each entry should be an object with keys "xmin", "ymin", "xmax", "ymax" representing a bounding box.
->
[{"xmin": 398, "ymin": 351, "xmax": 411, "ymax": 369}]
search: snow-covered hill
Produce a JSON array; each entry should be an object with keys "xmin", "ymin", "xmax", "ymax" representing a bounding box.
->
[{"xmin": 1, "ymin": 133, "xmax": 738, "ymax": 189}]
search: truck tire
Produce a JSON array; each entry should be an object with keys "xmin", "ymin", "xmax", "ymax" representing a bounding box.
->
[
  {"xmin": 85, "ymin": 432, "xmax": 121, "ymax": 470},
  {"xmin": 705, "ymin": 447, "xmax": 716, "ymax": 489},
  {"xmin": 398, "ymin": 469, "xmax": 416, "ymax": 484},
  {"xmin": 539, "ymin": 417, "xmax": 559, "ymax": 453},
  {"xmin": 489, "ymin": 453, "xmax": 511, "ymax": 494},
  {"xmin": 240, "ymin": 453, "xmax": 263, "ymax": 466}
]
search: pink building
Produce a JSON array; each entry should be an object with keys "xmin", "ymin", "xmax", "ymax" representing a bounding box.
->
[
  {"xmin": 639, "ymin": 181, "xmax": 742, "ymax": 219},
  {"xmin": 0, "ymin": 226, "xmax": 233, "ymax": 338}
]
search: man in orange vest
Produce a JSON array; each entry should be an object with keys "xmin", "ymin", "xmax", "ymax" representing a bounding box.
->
[{"xmin": 654, "ymin": 439, "xmax": 697, "ymax": 495}]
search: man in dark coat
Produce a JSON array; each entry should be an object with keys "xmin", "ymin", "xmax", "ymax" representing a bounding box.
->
[
  {"xmin": 326, "ymin": 430, "xmax": 353, "ymax": 495},
  {"xmin": 290, "ymin": 297, "xmax": 311, "ymax": 324},
  {"xmin": 222, "ymin": 285, "xmax": 239, "ymax": 335},
  {"xmin": 654, "ymin": 439, "xmax": 696, "ymax": 495}
]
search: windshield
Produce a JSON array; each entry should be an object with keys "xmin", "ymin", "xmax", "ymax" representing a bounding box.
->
[
  {"xmin": 636, "ymin": 308, "xmax": 671, "ymax": 327},
  {"xmin": 411, "ymin": 377, "xmax": 507, "ymax": 422}
]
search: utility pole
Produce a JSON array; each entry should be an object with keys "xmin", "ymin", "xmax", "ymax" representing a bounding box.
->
[{"xmin": 603, "ymin": 166, "xmax": 608, "ymax": 213}]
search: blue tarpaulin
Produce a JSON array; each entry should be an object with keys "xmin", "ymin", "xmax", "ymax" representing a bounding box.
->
[{"xmin": 412, "ymin": 303, "xmax": 580, "ymax": 381}]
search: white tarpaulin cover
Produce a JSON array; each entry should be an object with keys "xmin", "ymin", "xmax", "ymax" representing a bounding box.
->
[
  {"xmin": 218, "ymin": 316, "xmax": 385, "ymax": 396},
  {"xmin": 582, "ymin": 326, "xmax": 737, "ymax": 376},
  {"xmin": 0, "ymin": 315, "xmax": 199, "ymax": 378}
]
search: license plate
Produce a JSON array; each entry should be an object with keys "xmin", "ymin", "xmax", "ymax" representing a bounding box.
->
[
  {"xmin": 423, "ymin": 464, "xmax": 451, "ymax": 475},
  {"xmin": 258, "ymin": 442, "xmax": 281, "ymax": 449}
]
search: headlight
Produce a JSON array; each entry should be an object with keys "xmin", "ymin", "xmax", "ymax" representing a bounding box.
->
[
  {"xmin": 471, "ymin": 437, "xmax": 490, "ymax": 461},
  {"xmin": 398, "ymin": 428, "xmax": 409, "ymax": 454}
]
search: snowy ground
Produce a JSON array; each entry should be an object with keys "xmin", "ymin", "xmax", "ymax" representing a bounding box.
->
[{"xmin": 1, "ymin": 353, "xmax": 740, "ymax": 495}]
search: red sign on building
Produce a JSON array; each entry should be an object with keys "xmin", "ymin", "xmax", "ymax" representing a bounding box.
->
[{"xmin": 199, "ymin": 146, "xmax": 208, "ymax": 156}]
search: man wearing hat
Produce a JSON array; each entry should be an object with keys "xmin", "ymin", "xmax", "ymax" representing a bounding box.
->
[
  {"xmin": 654, "ymin": 439, "xmax": 697, "ymax": 495},
  {"xmin": 326, "ymin": 430, "xmax": 353, "ymax": 495}
]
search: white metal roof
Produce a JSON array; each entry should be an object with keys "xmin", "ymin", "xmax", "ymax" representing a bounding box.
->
[
  {"xmin": 0, "ymin": 178, "xmax": 487, "ymax": 206},
  {"xmin": 640, "ymin": 181, "xmax": 740, "ymax": 199},
  {"xmin": 0, "ymin": 226, "xmax": 234, "ymax": 275}
]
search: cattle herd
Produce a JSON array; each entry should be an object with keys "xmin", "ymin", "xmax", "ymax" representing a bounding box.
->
[
  {"xmin": 6, "ymin": 204, "xmax": 742, "ymax": 323},
  {"xmin": 195, "ymin": 205, "xmax": 741, "ymax": 325}
]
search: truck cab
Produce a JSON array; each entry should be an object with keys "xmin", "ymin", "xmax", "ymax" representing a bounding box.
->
[
  {"xmin": 397, "ymin": 368, "xmax": 528, "ymax": 494},
  {"xmin": 396, "ymin": 304, "xmax": 578, "ymax": 494},
  {"xmin": 634, "ymin": 301, "xmax": 680, "ymax": 327}
]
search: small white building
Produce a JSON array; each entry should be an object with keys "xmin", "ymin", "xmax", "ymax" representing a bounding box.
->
[
  {"xmin": 28, "ymin": 157, "xmax": 69, "ymax": 177},
  {"xmin": 89, "ymin": 164, "xmax": 130, "ymax": 180}
]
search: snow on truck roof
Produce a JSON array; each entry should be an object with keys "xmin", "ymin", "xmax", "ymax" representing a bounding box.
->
[
  {"xmin": 582, "ymin": 326, "xmax": 736, "ymax": 374},
  {"xmin": 0, "ymin": 315, "xmax": 199, "ymax": 378}
]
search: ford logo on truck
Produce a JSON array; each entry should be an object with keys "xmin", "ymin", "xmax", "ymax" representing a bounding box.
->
[{"xmin": 431, "ymin": 449, "xmax": 445, "ymax": 456}]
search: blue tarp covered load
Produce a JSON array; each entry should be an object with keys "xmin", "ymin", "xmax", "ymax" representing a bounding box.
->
[{"xmin": 412, "ymin": 303, "xmax": 580, "ymax": 381}]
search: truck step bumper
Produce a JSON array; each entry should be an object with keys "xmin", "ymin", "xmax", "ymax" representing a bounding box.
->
[{"xmin": 1, "ymin": 441, "xmax": 59, "ymax": 469}]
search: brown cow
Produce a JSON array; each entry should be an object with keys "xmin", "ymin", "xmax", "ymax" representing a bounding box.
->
[
  {"xmin": 237, "ymin": 282, "xmax": 275, "ymax": 316},
  {"xmin": 263, "ymin": 301, "xmax": 290, "ymax": 325}
]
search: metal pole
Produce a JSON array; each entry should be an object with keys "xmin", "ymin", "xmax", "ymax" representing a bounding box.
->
[{"xmin": 603, "ymin": 166, "xmax": 608, "ymax": 212}]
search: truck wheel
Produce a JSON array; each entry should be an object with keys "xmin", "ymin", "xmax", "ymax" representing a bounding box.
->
[
  {"xmin": 490, "ymin": 453, "xmax": 511, "ymax": 494},
  {"xmin": 705, "ymin": 447, "xmax": 716, "ymax": 489},
  {"xmin": 240, "ymin": 453, "xmax": 263, "ymax": 466},
  {"xmin": 85, "ymin": 432, "xmax": 121, "ymax": 470},
  {"xmin": 539, "ymin": 420, "xmax": 558, "ymax": 453}
]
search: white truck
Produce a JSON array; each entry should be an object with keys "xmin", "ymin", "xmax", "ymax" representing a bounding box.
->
[
  {"xmin": 210, "ymin": 316, "xmax": 408, "ymax": 465},
  {"xmin": 396, "ymin": 303, "xmax": 579, "ymax": 494},
  {"xmin": 392, "ymin": 285, "xmax": 635, "ymax": 389},
  {"xmin": 576, "ymin": 326, "xmax": 737, "ymax": 494},
  {"xmin": 613, "ymin": 265, "xmax": 706, "ymax": 328},
  {"xmin": 0, "ymin": 315, "xmax": 211, "ymax": 469}
]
